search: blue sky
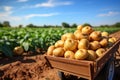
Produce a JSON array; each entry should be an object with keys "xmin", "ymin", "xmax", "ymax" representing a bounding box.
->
[{"xmin": 0, "ymin": 0, "xmax": 120, "ymax": 26}]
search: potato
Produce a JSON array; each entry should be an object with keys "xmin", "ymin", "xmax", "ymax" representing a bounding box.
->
[
  {"xmin": 75, "ymin": 49, "xmax": 88, "ymax": 60},
  {"xmin": 13, "ymin": 46, "xmax": 24, "ymax": 55},
  {"xmin": 53, "ymin": 47, "xmax": 65, "ymax": 57},
  {"xmin": 47, "ymin": 45, "xmax": 55, "ymax": 55}
]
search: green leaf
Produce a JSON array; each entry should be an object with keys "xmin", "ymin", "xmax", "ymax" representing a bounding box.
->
[
  {"xmin": 22, "ymin": 42, "xmax": 29, "ymax": 51},
  {"xmin": 24, "ymin": 33, "xmax": 30, "ymax": 40},
  {"xmin": 19, "ymin": 39, "xmax": 24, "ymax": 44},
  {"xmin": 1, "ymin": 44, "xmax": 13, "ymax": 57}
]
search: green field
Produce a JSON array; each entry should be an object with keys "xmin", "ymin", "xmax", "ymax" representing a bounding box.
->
[
  {"xmin": 0, "ymin": 27, "xmax": 120, "ymax": 57},
  {"xmin": 94, "ymin": 27, "xmax": 120, "ymax": 33}
]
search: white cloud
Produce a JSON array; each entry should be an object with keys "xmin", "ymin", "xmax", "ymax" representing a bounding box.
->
[
  {"xmin": 0, "ymin": 11, "xmax": 12, "ymax": 17},
  {"xmin": 34, "ymin": 0, "xmax": 73, "ymax": 8},
  {"xmin": 56, "ymin": 1, "xmax": 73, "ymax": 5},
  {"xmin": 0, "ymin": 6, "xmax": 22, "ymax": 21},
  {"xmin": 3, "ymin": 6, "xmax": 13, "ymax": 12},
  {"xmin": 0, "ymin": 6, "xmax": 13, "ymax": 19},
  {"xmin": 25, "ymin": 13, "xmax": 59, "ymax": 19},
  {"xmin": 0, "ymin": 11, "xmax": 22, "ymax": 21},
  {"xmin": 0, "ymin": 11, "xmax": 59, "ymax": 22},
  {"xmin": 17, "ymin": 0, "xmax": 28, "ymax": 2},
  {"xmin": 0, "ymin": 3, "xmax": 59, "ymax": 22},
  {"xmin": 98, "ymin": 11, "xmax": 120, "ymax": 17},
  {"xmin": 0, "ymin": 16, "xmax": 22, "ymax": 21},
  {"xmin": 35, "ymin": 1, "xmax": 54, "ymax": 7}
]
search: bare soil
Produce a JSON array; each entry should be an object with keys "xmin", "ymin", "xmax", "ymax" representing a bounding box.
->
[{"xmin": 0, "ymin": 31, "xmax": 120, "ymax": 80}]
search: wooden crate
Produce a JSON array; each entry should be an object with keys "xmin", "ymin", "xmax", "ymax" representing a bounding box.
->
[{"xmin": 45, "ymin": 38, "xmax": 120, "ymax": 80}]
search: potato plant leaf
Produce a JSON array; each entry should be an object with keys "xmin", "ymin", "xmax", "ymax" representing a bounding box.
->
[
  {"xmin": 1, "ymin": 44, "xmax": 13, "ymax": 57},
  {"xmin": 22, "ymin": 42, "xmax": 29, "ymax": 51}
]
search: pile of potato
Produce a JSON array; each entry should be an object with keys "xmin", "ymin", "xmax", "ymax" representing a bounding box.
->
[{"xmin": 47, "ymin": 25, "xmax": 117, "ymax": 61}]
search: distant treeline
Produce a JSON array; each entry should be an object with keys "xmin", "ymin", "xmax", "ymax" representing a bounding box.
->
[{"xmin": 0, "ymin": 21, "xmax": 120, "ymax": 28}]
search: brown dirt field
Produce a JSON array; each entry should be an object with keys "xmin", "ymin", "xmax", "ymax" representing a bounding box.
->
[
  {"xmin": 0, "ymin": 55, "xmax": 60, "ymax": 80},
  {"xmin": 0, "ymin": 31, "xmax": 120, "ymax": 80}
]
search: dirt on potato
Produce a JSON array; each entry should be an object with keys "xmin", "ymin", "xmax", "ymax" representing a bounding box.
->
[{"xmin": 0, "ymin": 31, "xmax": 120, "ymax": 80}]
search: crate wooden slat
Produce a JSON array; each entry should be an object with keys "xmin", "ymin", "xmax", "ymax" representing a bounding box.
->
[{"xmin": 45, "ymin": 56, "xmax": 94, "ymax": 80}]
